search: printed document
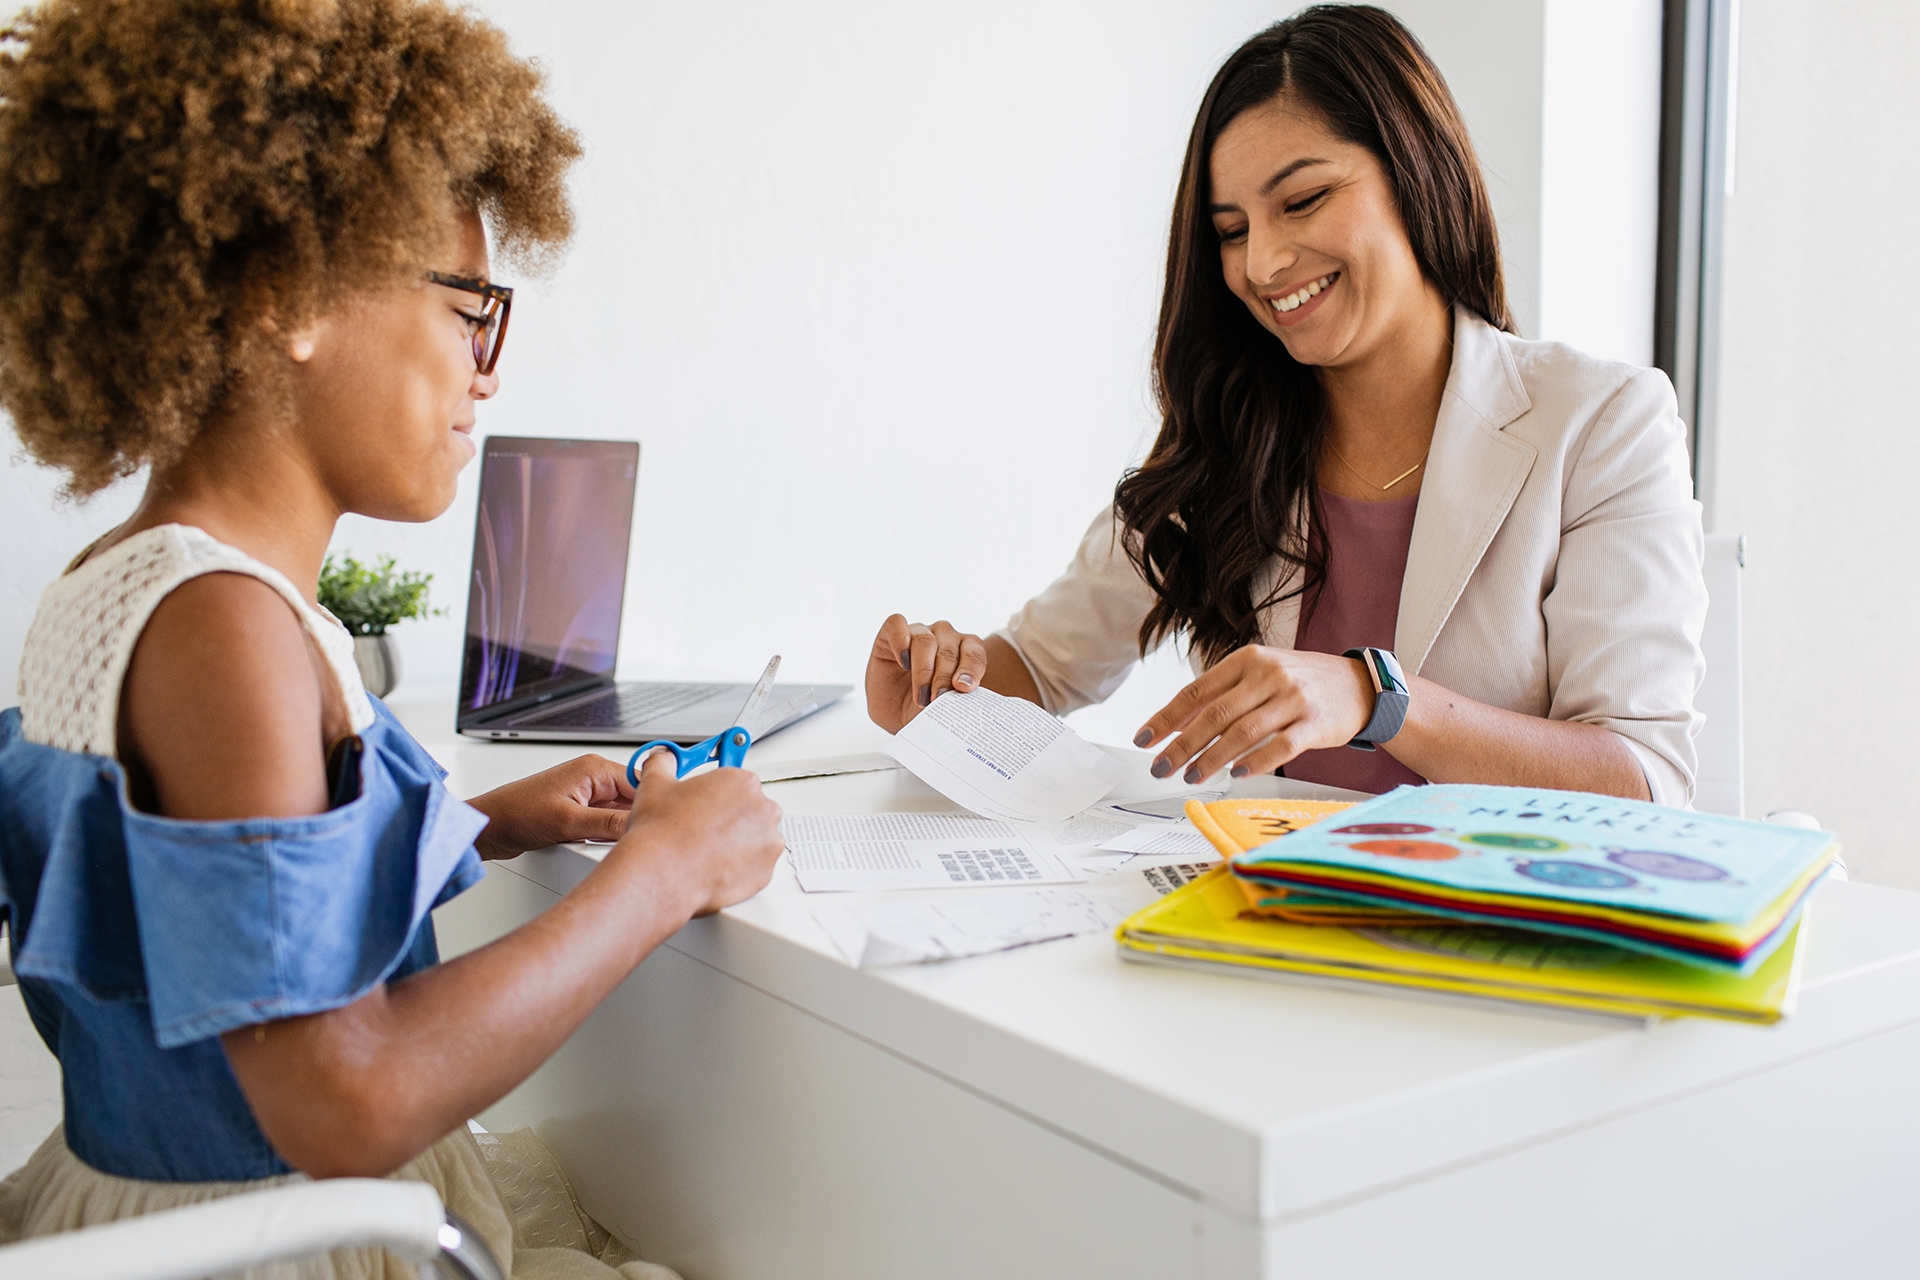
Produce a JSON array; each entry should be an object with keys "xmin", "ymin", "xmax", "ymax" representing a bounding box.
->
[
  {"xmin": 885, "ymin": 688, "xmax": 1124, "ymax": 825},
  {"xmin": 1095, "ymin": 825, "xmax": 1215, "ymax": 856},
  {"xmin": 812, "ymin": 862, "xmax": 1225, "ymax": 967},
  {"xmin": 782, "ymin": 812, "xmax": 1081, "ymax": 892}
]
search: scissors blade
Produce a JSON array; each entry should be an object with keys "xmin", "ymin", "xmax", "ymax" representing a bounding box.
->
[
  {"xmin": 732, "ymin": 655, "xmax": 782, "ymax": 734},
  {"xmin": 741, "ymin": 686, "xmax": 816, "ymax": 742}
]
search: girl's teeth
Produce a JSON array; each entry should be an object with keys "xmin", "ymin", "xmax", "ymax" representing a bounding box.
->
[{"xmin": 1272, "ymin": 273, "xmax": 1335, "ymax": 312}]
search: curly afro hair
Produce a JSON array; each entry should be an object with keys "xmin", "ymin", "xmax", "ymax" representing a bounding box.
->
[{"xmin": 0, "ymin": 0, "xmax": 582, "ymax": 497}]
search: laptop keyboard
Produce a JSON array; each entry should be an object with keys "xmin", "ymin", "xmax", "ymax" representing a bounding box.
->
[{"xmin": 524, "ymin": 682, "xmax": 734, "ymax": 729}]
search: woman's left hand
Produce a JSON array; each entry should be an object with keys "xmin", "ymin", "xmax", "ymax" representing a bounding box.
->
[
  {"xmin": 468, "ymin": 754, "xmax": 636, "ymax": 859},
  {"xmin": 1135, "ymin": 646, "xmax": 1379, "ymax": 783}
]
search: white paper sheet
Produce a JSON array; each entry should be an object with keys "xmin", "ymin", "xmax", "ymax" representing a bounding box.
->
[
  {"xmin": 1098, "ymin": 791, "xmax": 1224, "ymax": 821},
  {"xmin": 812, "ymin": 889, "xmax": 1122, "ymax": 966},
  {"xmin": 884, "ymin": 688, "xmax": 1124, "ymax": 825},
  {"xmin": 1047, "ymin": 810, "xmax": 1139, "ymax": 851},
  {"xmin": 755, "ymin": 753, "xmax": 901, "ymax": 783},
  {"xmin": 1047, "ymin": 790, "xmax": 1222, "ymax": 852},
  {"xmin": 1094, "ymin": 825, "xmax": 1216, "ymax": 856},
  {"xmin": 812, "ymin": 862, "xmax": 1224, "ymax": 967},
  {"xmin": 782, "ymin": 812, "xmax": 1082, "ymax": 892}
]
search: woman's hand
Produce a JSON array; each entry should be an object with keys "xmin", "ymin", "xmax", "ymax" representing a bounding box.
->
[
  {"xmin": 467, "ymin": 754, "xmax": 634, "ymax": 860},
  {"xmin": 610, "ymin": 747, "xmax": 787, "ymax": 917},
  {"xmin": 1135, "ymin": 646, "xmax": 1376, "ymax": 783},
  {"xmin": 866, "ymin": 613, "xmax": 989, "ymax": 733}
]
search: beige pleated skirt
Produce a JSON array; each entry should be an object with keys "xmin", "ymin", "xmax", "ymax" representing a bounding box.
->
[{"xmin": 0, "ymin": 1124, "xmax": 680, "ymax": 1280}]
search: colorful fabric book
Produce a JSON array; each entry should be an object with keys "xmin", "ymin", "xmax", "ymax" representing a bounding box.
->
[
  {"xmin": 1183, "ymin": 797, "xmax": 1416, "ymax": 925},
  {"xmin": 1114, "ymin": 866, "xmax": 1808, "ymax": 1024},
  {"xmin": 1228, "ymin": 785, "xmax": 1837, "ymax": 973}
]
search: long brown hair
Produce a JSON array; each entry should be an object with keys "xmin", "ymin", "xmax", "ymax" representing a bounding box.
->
[{"xmin": 1114, "ymin": 5, "xmax": 1511, "ymax": 665}]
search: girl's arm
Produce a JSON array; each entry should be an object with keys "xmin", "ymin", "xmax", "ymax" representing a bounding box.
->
[
  {"xmin": 121, "ymin": 574, "xmax": 784, "ymax": 1177},
  {"xmin": 221, "ymin": 748, "xmax": 766, "ymax": 1177}
]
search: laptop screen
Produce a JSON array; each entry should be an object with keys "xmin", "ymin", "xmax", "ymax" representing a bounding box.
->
[{"xmin": 460, "ymin": 436, "xmax": 640, "ymax": 717}]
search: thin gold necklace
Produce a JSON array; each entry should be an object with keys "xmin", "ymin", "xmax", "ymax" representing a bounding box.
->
[{"xmin": 1327, "ymin": 440, "xmax": 1422, "ymax": 492}]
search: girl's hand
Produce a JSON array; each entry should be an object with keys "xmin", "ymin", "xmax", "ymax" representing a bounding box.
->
[
  {"xmin": 1135, "ymin": 646, "xmax": 1378, "ymax": 783},
  {"xmin": 613, "ymin": 747, "xmax": 786, "ymax": 916},
  {"xmin": 865, "ymin": 613, "xmax": 989, "ymax": 733},
  {"xmin": 468, "ymin": 754, "xmax": 635, "ymax": 859}
]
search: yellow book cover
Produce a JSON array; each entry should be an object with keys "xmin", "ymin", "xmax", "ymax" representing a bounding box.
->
[
  {"xmin": 1184, "ymin": 797, "xmax": 1416, "ymax": 925},
  {"xmin": 1116, "ymin": 866, "xmax": 1805, "ymax": 1024}
]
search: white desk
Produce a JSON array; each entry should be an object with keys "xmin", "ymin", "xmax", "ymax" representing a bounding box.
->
[{"xmin": 400, "ymin": 693, "xmax": 1920, "ymax": 1280}]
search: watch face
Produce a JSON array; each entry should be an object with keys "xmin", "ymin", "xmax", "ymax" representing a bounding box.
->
[{"xmin": 1366, "ymin": 649, "xmax": 1407, "ymax": 694}]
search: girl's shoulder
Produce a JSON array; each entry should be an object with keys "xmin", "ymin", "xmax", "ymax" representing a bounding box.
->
[
  {"xmin": 19, "ymin": 524, "xmax": 372, "ymax": 758},
  {"xmin": 0, "ymin": 691, "xmax": 487, "ymax": 1057}
]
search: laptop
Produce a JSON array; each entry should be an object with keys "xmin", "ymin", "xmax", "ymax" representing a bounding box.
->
[{"xmin": 456, "ymin": 435, "xmax": 848, "ymax": 744}]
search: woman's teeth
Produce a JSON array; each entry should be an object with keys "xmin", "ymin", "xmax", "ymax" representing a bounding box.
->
[{"xmin": 1271, "ymin": 273, "xmax": 1337, "ymax": 313}]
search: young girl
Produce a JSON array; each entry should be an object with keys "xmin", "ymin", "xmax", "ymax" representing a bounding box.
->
[
  {"xmin": 870, "ymin": 5, "xmax": 1706, "ymax": 805},
  {"xmin": 0, "ymin": 1, "xmax": 784, "ymax": 1274}
]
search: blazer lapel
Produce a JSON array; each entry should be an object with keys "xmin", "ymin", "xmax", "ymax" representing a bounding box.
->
[{"xmin": 1394, "ymin": 309, "xmax": 1536, "ymax": 674}]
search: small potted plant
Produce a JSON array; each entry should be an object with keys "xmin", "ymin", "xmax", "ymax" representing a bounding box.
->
[{"xmin": 318, "ymin": 552, "xmax": 440, "ymax": 698}]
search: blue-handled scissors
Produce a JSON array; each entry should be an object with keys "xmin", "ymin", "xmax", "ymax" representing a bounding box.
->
[{"xmin": 626, "ymin": 655, "xmax": 812, "ymax": 785}]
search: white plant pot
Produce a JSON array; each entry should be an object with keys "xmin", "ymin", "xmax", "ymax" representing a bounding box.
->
[{"xmin": 352, "ymin": 634, "xmax": 402, "ymax": 699}]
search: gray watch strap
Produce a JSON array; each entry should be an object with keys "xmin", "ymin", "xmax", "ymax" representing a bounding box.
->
[{"xmin": 1343, "ymin": 647, "xmax": 1409, "ymax": 751}]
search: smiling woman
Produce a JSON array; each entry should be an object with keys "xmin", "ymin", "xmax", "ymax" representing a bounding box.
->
[{"xmin": 867, "ymin": 5, "xmax": 1708, "ymax": 809}]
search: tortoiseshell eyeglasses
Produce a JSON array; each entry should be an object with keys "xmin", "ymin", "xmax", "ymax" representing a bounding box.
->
[{"xmin": 425, "ymin": 271, "xmax": 513, "ymax": 375}]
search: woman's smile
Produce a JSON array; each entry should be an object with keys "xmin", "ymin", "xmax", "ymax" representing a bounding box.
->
[{"xmin": 1266, "ymin": 270, "xmax": 1339, "ymax": 326}]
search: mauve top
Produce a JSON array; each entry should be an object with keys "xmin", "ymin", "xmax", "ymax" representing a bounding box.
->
[{"xmin": 1284, "ymin": 488, "xmax": 1427, "ymax": 794}]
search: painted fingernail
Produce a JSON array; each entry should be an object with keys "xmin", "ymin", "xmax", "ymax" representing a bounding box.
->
[
  {"xmin": 954, "ymin": 672, "xmax": 974, "ymax": 689},
  {"xmin": 917, "ymin": 685, "xmax": 931, "ymax": 707},
  {"xmin": 1150, "ymin": 757, "xmax": 1173, "ymax": 779},
  {"xmin": 1183, "ymin": 765, "xmax": 1203, "ymax": 784},
  {"xmin": 898, "ymin": 649, "xmax": 912, "ymax": 670},
  {"xmin": 1231, "ymin": 764, "xmax": 1250, "ymax": 779},
  {"xmin": 1133, "ymin": 728, "xmax": 1153, "ymax": 748}
]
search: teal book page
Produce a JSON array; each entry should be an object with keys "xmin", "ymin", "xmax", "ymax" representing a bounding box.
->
[{"xmin": 1232, "ymin": 785, "xmax": 1833, "ymax": 924}]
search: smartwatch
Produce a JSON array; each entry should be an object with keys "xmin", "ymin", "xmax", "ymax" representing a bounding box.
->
[{"xmin": 1342, "ymin": 647, "xmax": 1409, "ymax": 751}]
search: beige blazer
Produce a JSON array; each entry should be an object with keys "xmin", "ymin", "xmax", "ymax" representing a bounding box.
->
[{"xmin": 998, "ymin": 307, "xmax": 1708, "ymax": 806}]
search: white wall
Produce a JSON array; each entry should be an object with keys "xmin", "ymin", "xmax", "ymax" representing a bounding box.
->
[
  {"xmin": 1, "ymin": 1, "xmax": 1659, "ymax": 750},
  {"xmin": 1539, "ymin": 0, "xmax": 1663, "ymax": 364},
  {"xmin": 1710, "ymin": 0, "xmax": 1920, "ymax": 887},
  {"xmin": 1390, "ymin": 0, "xmax": 1547, "ymax": 340}
]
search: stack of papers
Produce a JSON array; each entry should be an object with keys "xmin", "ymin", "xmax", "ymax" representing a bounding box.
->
[
  {"xmin": 782, "ymin": 688, "xmax": 1230, "ymax": 970},
  {"xmin": 784, "ymin": 688, "xmax": 1209, "ymax": 893},
  {"xmin": 782, "ymin": 812, "xmax": 1081, "ymax": 892},
  {"xmin": 815, "ymin": 862, "xmax": 1218, "ymax": 968},
  {"xmin": 1227, "ymin": 786, "xmax": 1837, "ymax": 974}
]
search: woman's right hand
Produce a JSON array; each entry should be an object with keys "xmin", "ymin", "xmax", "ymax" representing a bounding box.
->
[
  {"xmin": 866, "ymin": 613, "xmax": 989, "ymax": 733},
  {"xmin": 611, "ymin": 748, "xmax": 787, "ymax": 917}
]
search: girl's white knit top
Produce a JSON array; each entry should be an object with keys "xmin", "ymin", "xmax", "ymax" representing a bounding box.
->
[{"xmin": 17, "ymin": 523, "xmax": 373, "ymax": 757}]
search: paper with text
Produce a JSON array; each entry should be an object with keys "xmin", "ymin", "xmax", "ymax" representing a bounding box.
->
[
  {"xmin": 1095, "ymin": 825, "xmax": 1215, "ymax": 856},
  {"xmin": 782, "ymin": 812, "xmax": 1082, "ymax": 892},
  {"xmin": 885, "ymin": 688, "xmax": 1124, "ymax": 825},
  {"xmin": 811, "ymin": 862, "xmax": 1221, "ymax": 966}
]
